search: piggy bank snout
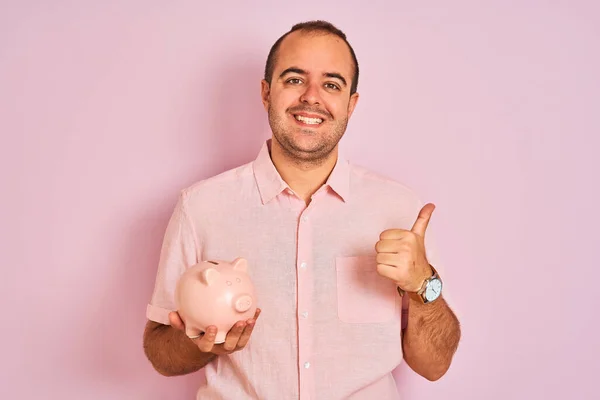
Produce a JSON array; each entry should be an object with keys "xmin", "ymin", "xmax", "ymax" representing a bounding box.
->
[{"xmin": 233, "ymin": 294, "xmax": 253, "ymax": 313}]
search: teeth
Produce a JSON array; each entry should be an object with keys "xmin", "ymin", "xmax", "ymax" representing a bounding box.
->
[{"xmin": 295, "ymin": 115, "xmax": 323, "ymax": 124}]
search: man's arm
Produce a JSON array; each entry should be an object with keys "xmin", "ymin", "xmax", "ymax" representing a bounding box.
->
[
  {"xmin": 375, "ymin": 202, "xmax": 461, "ymax": 380},
  {"xmin": 402, "ymin": 295, "xmax": 461, "ymax": 381},
  {"xmin": 143, "ymin": 309, "xmax": 261, "ymax": 376},
  {"xmin": 143, "ymin": 320, "xmax": 215, "ymax": 376}
]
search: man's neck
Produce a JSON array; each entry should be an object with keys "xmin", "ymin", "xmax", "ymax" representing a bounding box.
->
[{"xmin": 269, "ymin": 140, "xmax": 338, "ymax": 204}]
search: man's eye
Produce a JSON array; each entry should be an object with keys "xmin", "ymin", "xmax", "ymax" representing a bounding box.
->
[
  {"xmin": 325, "ymin": 83, "xmax": 340, "ymax": 90},
  {"xmin": 287, "ymin": 78, "xmax": 302, "ymax": 85}
]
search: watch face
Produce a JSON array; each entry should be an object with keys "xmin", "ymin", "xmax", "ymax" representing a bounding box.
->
[{"xmin": 425, "ymin": 279, "xmax": 442, "ymax": 302}]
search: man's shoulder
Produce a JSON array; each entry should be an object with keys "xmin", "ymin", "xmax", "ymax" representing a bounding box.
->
[
  {"xmin": 347, "ymin": 162, "xmax": 426, "ymax": 223},
  {"xmin": 179, "ymin": 161, "xmax": 255, "ymax": 203},
  {"xmin": 348, "ymin": 162, "xmax": 421, "ymax": 201}
]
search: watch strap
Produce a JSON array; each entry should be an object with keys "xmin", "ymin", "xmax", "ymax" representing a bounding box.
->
[{"xmin": 397, "ymin": 265, "xmax": 440, "ymax": 301}]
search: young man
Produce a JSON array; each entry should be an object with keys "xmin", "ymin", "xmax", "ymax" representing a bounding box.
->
[{"xmin": 143, "ymin": 20, "xmax": 461, "ymax": 400}]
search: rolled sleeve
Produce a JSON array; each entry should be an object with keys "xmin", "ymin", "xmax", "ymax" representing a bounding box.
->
[{"xmin": 146, "ymin": 190, "xmax": 199, "ymax": 325}]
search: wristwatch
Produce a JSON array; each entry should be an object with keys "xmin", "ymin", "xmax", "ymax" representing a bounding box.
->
[{"xmin": 397, "ymin": 265, "xmax": 443, "ymax": 304}]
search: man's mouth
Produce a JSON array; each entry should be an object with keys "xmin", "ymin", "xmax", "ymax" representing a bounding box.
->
[{"xmin": 293, "ymin": 114, "xmax": 324, "ymax": 125}]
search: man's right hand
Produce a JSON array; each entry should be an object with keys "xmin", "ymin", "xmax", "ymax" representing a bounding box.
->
[{"xmin": 168, "ymin": 308, "xmax": 261, "ymax": 355}]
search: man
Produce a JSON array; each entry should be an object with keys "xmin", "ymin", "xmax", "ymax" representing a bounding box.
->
[{"xmin": 143, "ymin": 20, "xmax": 461, "ymax": 399}]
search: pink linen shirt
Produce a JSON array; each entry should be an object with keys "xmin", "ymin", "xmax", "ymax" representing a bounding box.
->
[{"xmin": 146, "ymin": 139, "xmax": 441, "ymax": 400}]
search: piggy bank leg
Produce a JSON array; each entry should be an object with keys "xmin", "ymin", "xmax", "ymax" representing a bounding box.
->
[
  {"xmin": 214, "ymin": 331, "xmax": 227, "ymax": 344},
  {"xmin": 185, "ymin": 326, "xmax": 203, "ymax": 339}
]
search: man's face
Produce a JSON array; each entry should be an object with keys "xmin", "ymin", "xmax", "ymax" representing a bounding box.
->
[{"xmin": 261, "ymin": 31, "xmax": 359, "ymax": 163}]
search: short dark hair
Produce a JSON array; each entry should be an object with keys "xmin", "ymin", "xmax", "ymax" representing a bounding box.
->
[{"xmin": 264, "ymin": 20, "xmax": 359, "ymax": 95}]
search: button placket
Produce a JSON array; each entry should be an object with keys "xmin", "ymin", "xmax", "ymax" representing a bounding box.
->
[{"xmin": 297, "ymin": 207, "xmax": 314, "ymax": 400}]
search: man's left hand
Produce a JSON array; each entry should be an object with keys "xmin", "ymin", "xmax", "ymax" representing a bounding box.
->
[{"xmin": 375, "ymin": 203, "xmax": 436, "ymax": 293}]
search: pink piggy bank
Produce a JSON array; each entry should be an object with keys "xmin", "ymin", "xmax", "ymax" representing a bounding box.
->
[{"xmin": 174, "ymin": 257, "xmax": 257, "ymax": 344}]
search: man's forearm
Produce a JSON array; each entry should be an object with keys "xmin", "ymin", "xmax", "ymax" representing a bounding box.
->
[
  {"xmin": 402, "ymin": 296, "xmax": 461, "ymax": 381},
  {"xmin": 143, "ymin": 320, "xmax": 216, "ymax": 376}
]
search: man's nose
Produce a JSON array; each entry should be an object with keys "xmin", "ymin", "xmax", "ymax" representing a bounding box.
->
[{"xmin": 299, "ymin": 82, "xmax": 322, "ymax": 105}]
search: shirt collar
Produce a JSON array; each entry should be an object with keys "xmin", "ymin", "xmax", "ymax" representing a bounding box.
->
[{"xmin": 252, "ymin": 139, "xmax": 350, "ymax": 205}]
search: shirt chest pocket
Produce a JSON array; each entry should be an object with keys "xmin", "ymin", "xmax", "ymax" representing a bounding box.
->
[{"xmin": 335, "ymin": 255, "xmax": 400, "ymax": 324}]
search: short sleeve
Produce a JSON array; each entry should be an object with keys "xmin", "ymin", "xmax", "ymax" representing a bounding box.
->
[{"xmin": 146, "ymin": 191, "xmax": 199, "ymax": 325}]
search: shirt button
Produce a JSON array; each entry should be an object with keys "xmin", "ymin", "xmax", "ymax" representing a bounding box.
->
[
  {"xmin": 300, "ymin": 262, "xmax": 307, "ymax": 269},
  {"xmin": 301, "ymin": 215, "xmax": 308, "ymax": 222},
  {"xmin": 304, "ymin": 362, "xmax": 310, "ymax": 369},
  {"xmin": 301, "ymin": 311, "xmax": 308, "ymax": 318}
]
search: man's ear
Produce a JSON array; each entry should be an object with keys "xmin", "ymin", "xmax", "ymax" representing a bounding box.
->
[
  {"xmin": 347, "ymin": 92, "xmax": 360, "ymax": 119},
  {"xmin": 260, "ymin": 80, "xmax": 270, "ymax": 111}
]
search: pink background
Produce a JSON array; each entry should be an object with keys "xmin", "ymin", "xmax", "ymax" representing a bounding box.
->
[{"xmin": 1, "ymin": 1, "xmax": 598, "ymax": 399}]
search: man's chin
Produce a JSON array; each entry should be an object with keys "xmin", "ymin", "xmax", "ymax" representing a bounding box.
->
[
  {"xmin": 285, "ymin": 137, "xmax": 325, "ymax": 153},
  {"xmin": 287, "ymin": 142, "xmax": 336, "ymax": 161},
  {"xmin": 272, "ymin": 130, "xmax": 337, "ymax": 160}
]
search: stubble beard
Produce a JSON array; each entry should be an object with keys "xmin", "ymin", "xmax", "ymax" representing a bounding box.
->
[{"xmin": 268, "ymin": 104, "xmax": 348, "ymax": 167}]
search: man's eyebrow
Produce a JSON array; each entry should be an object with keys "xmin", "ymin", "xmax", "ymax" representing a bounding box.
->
[
  {"xmin": 279, "ymin": 67, "xmax": 307, "ymax": 78},
  {"xmin": 324, "ymin": 72, "xmax": 347, "ymax": 87},
  {"xmin": 279, "ymin": 68, "xmax": 348, "ymax": 87}
]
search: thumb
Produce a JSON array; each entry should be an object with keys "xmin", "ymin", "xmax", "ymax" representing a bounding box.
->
[
  {"xmin": 168, "ymin": 311, "xmax": 185, "ymax": 331},
  {"xmin": 411, "ymin": 203, "xmax": 435, "ymax": 236}
]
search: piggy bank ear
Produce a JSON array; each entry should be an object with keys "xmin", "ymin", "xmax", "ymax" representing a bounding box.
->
[
  {"xmin": 200, "ymin": 268, "xmax": 220, "ymax": 286},
  {"xmin": 231, "ymin": 258, "xmax": 248, "ymax": 273}
]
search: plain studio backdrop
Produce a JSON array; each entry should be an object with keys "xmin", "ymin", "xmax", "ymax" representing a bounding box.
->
[{"xmin": 1, "ymin": 1, "xmax": 598, "ymax": 399}]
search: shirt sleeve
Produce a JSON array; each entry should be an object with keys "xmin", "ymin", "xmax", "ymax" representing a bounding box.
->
[{"xmin": 146, "ymin": 190, "xmax": 199, "ymax": 325}]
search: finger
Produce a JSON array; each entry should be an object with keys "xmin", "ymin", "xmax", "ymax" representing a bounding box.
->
[
  {"xmin": 411, "ymin": 203, "xmax": 435, "ymax": 237},
  {"xmin": 196, "ymin": 326, "xmax": 217, "ymax": 353},
  {"xmin": 222, "ymin": 321, "xmax": 246, "ymax": 351},
  {"xmin": 168, "ymin": 311, "xmax": 185, "ymax": 331},
  {"xmin": 379, "ymin": 229, "xmax": 410, "ymax": 240},
  {"xmin": 236, "ymin": 319, "xmax": 257, "ymax": 348},
  {"xmin": 376, "ymin": 252, "xmax": 401, "ymax": 267},
  {"xmin": 375, "ymin": 239, "xmax": 408, "ymax": 253},
  {"xmin": 376, "ymin": 263, "xmax": 400, "ymax": 283},
  {"xmin": 246, "ymin": 308, "xmax": 262, "ymax": 327},
  {"xmin": 237, "ymin": 308, "xmax": 262, "ymax": 348}
]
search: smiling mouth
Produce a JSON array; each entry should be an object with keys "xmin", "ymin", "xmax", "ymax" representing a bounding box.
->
[{"xmin": 294, "ymin": 114, "xmax": 324, "ymax": 125}]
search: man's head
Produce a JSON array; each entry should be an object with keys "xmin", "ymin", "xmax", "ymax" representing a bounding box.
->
[{"xmin": 261, "ymin": 20, "xmax": 360, "ymax": 164}]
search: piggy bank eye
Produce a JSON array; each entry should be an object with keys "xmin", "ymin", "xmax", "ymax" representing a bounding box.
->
[
  {"xmin": 226, "ymin": 281, "xmax": 232, "ymax": 286},
  {"xmin": 236, "ymin": 278, "xmax": 241, "ymax": 283}
]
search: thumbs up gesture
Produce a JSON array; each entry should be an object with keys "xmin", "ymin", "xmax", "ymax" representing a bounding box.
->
[{"xmin": 375, "ymin": 203, "xmax": 436, "ymax": 293}]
